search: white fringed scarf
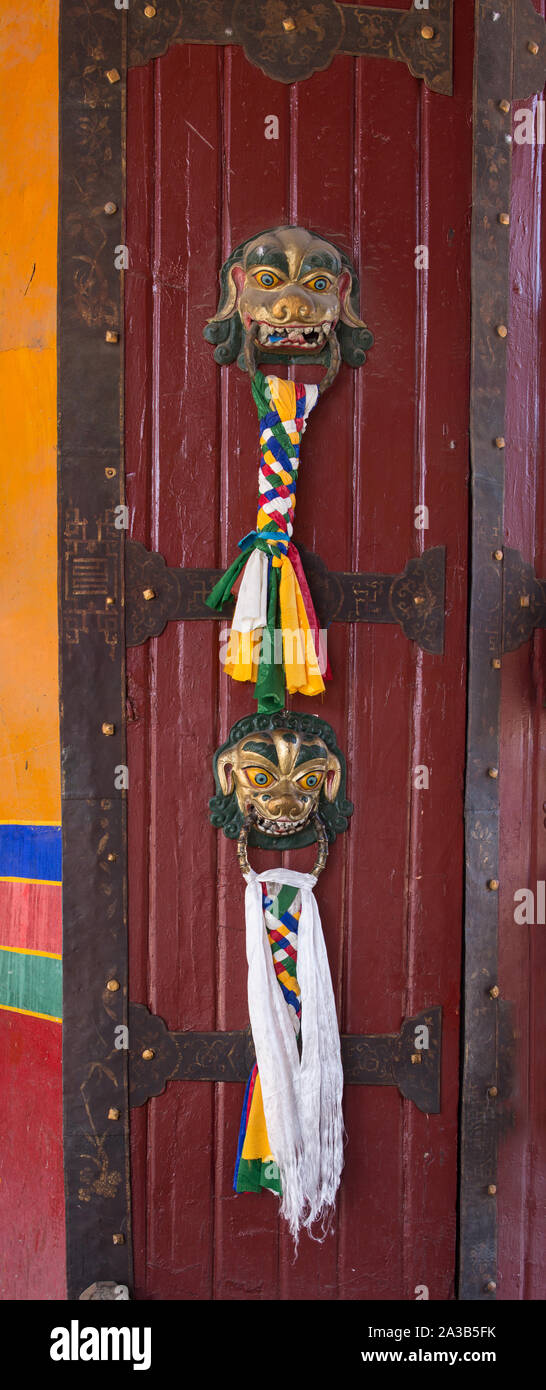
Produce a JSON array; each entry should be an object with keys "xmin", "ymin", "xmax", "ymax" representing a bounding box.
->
[{"xmin": 244, "ymin": 867, "xmax": 344, "ymax": 1243}]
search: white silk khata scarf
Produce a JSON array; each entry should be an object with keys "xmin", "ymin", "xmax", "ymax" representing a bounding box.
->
[{"xmin": 243, "ymin": 867, "xmax": 344, "ymax": 1242}]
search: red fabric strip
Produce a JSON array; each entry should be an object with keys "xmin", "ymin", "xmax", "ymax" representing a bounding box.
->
[{"xmin": 288, "ymin": 542, "xmax": 333, "ymax": 681}]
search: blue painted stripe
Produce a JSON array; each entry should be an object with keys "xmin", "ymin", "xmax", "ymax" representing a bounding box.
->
[{"xmin": 0, "ymin": 824, "xmax": 62, "ymax": 883}]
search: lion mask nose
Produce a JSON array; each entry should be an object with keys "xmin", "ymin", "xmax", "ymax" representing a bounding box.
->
[
  {"xmin": 271, "ymin": 294, "xmax": 313, "ymax": 324},
  {"xmin": 268, "ymin": 792, "xmax": 304, "ymax": 819}
]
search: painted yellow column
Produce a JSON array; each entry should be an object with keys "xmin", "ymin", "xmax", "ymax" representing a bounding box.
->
[{"xmin": 0, "ymin": 4, "xmax": 60, "ymax": 826}]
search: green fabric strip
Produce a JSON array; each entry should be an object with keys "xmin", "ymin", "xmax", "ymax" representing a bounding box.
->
[
  {"xmin": 250, "ymin": 368, "xmax": 270, "ymax": 420},
  {"xmin": 236, "ymin": 1156, "xmax": 282, "ymax": 1196},
  {"xmin": 205, "ymin": 550, "xmax": 247, "ymax": 612},
  {"xmin": 254, "ymin": 563, "xmax": 285, "ymax": 713},
  {"xmin": 272, "ymin": 884, "xmax": 300, "ymax": 918},
  {"xmin": 0, "ymin": 948, "xmax": 62, "ymax": 1020}
]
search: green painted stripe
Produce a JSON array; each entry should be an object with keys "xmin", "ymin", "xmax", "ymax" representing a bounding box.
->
[{"xmin": 0, "ymin": 948, "xmax": 62, "ymax": 1020}]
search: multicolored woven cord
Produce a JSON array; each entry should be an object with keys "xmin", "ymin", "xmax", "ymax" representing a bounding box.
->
[
  {"xmin": 234, "ymin": 882, "xmax": 302, "ymax": 1196},
  {"xmin": 206, "ymin": 372, "xmax": 331, "ymax": 712},
  {"xmin": 255, "ymin": 374, "xmax": 307, "ymax": 554}
]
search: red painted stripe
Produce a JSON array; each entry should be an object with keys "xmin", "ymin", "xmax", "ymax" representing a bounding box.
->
[
  {"xmin": 0, "ymin": 1010, "xmax": 65, "ymax": 1298},
  {"xmin": 0, "ymin": 880, "xmax": 62, "ymax": 955}
]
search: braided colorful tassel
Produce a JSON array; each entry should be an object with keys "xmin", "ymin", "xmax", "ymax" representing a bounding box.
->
[{"xmin": 206, "ymin": 371, "xmax": 331, "ymax": 713}]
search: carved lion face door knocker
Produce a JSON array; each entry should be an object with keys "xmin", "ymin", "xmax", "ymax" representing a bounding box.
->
[
  {"xmin": 204, "ymin": 225, "xmax": 373, "ymax": 392},
  {"xmin": 204, "ymin": 226, "xmax": 373, "ymax": 713},
  {"xmin": 211, "ymin": 711, "xmax": 353, "ymax": 868}
]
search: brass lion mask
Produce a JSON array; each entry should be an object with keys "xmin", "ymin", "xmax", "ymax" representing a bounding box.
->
[
  {"xmin": 204, "ymin": 225, "xmax": 373, "ymax": 388},
  {"xmin": 210, "ymin": 713, "xmax": 353, "ymax": 852}
]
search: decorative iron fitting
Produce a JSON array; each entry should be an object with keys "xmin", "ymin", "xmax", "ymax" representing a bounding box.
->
[
  {"xmin": 127, "ymin": 1, "xmax": 453, "ymax": 94},
  {"xmin": 128, "ymin": 1003, "xmax": 442, "ymax": 1115},
  {"xmin": 125, "ymin": 540, "xmax": 445, "ymax": 654},
  {"xmin": 502, "ymin": 547, "xmax": 546, "ymax": 651}
]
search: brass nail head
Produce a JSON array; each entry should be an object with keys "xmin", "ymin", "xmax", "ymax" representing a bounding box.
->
[
  {"xmin": 105, "ymin": 330, "xmax": 119, "ymax": 343},
  {"xmin": 106, "ymin": 68, "xmax": 121, "ymax": 84},
  {"xmin": 144, "ymin": 3, "xmax": 157, "ymax": 14},
  {"xmin": 499, "ymin": 99, "xmax": 511, "ymax": 113},
  {"xmin": 105, "ymin": 466, "xmax": 117, "ymax": 478},
  {"xmin": 484, "ymin": 1280, "xmax": 496, "ymax": 1293},
  {"xmin": 410, "ymin": 1053, "xmax": 422, "ymax": 1065},
  {"xmin": 102, "ymin": 722, "xmax": 115, "ymax": 736},
  {"xmin": 282, "ymin": 16, "xmax": 296, "ymax": 31},
  {"xmin": 105, "ymin": 596, "xmax": 115, "ymax": 608},
  {"xmin": 113, "ymin": 1233, "xmax": 125, "ymax": 1245},
  {"xmin": 494, "ymin": 436, "xmax": 505, "ymax": 448},
  {"xmin": 528, "ymin": 40, "xmax": 539, "ymax": 55},
  {"xmin": 493, "ymin": 549, "xmax": 503, "ymax": 561},
  {"xmin": 489, "ymin": 984, "xmax": 500, "ymax": 999},
  {"xmin": 106, "ymin": 979, "xmax": 120, "ymax": 993},
  {"xmin": 413, "ymin": 594, "xmax": 425, "ymax": 605},
  {"xmin": 498, "ymin": 213, "xmax": 510, "ymax": 226},
  {"xmin": 496, "ymin": 324, "xmax": 508, "ymax": 338},
  {"xmin": 488, "ymin": 1085, "xmax": 498, "ymax": 1098},
  {"xmin": 143, "ymin": 587, "xmax": 156, "ymax": 601},
  {"xmin": 520, "ymin": 594, "xmax": 530, "ymax": 607},
  {"xmin": 487, "ymin": 879, "xmax": 500, "ymax": 891},
  {"xmin": 108, "ymin": 1107, "xmax": 120, "ymax": 1121},
  {"xmin": 488, "ymin": 1184, "xmax": 497, "ymax": 1196},
  {"xmin": 142, "ymin": 1048, "xmax": 155, "ymax": 1061},
  {"xmin": 107, "ymin": 852, "xmax": 117, "ymax": 862},
  {"xmin": 488, "ymin": 767, "xmax": 499, "ymax": 779},
  {"xmin": 104, "ymin": 201, "xmax": 117, "ymax": 215},
  {"xmin": 420, "ymin": 25, "xmax": 435, "ymax": 40},
  {"xmin": 492, "ymin": 657, "xmax": 501, "ymax": 669}
]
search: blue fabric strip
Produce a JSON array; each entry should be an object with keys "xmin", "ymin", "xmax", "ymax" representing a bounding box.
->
[
  {"xmin": 233, "ymin": 1064, "xmax": 257, "ymax": 1192},
  {"xmin": 262, "ymin": 431, "xmax": 298, "ymax": 468},
  {"xmin": 280, "ymin": 909, "xmax": 300, "ymax": 934},
  {"xmin": 260, "ymin": 409, "xmax": 281, "ymax": 430}
]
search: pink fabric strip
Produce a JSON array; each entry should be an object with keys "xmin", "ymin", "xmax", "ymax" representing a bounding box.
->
[{"xmin": 288, "ymin": 542, "xmax": 333, "ymax": 682}]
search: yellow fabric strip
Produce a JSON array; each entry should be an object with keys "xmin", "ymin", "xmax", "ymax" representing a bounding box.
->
[
  {"xmin": 276, "ymin": 967, "xmax": 299, "ymax": 993},
  {"xmin": 241, "ymin": 1072, "xmax": 274, "ymax": 1162},
  {"xmin": 266, "ymin": 375, "xmax": 297, "ymax": 421},
  {"xmin": 224, "ymin": 627, "xmax": 261, "ymax": 683},
  {"xmin": 279, "ymin": 558, "xmax": 325, "ymax": 698}
]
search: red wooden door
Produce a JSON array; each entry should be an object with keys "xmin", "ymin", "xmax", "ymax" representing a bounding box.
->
[{"xmin": 125, "ymin": 4, "xmax": 473, "ymax": 1300}]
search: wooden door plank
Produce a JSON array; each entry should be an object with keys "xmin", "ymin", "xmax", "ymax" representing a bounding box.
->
[
  {"xmin": 277, "ymin": 52, "xmax": 357, "ymax": 1300},
  {"xmin": 126, "ymin": 44, "xmax": 222, "ymax": 1301},
  {"xmin": 212, "ymin": 45, "xmax": 292, "ymax": 1301},
  {"xmin": 396, "ymin": 0, "xmax": 473, "ymax": 1297}
]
